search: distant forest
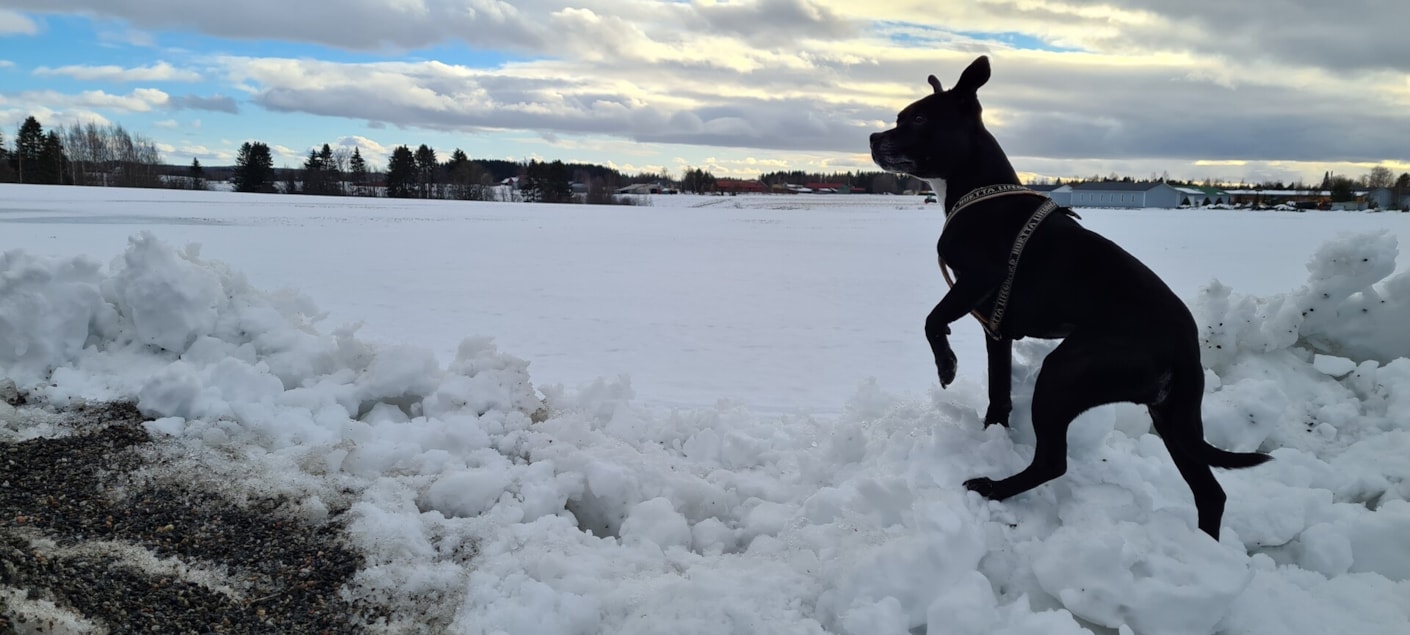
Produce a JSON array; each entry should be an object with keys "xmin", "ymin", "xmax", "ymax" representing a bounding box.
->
[{"xmin": 2, "ymin": 114, "xmax": 1406, "ymax": 206}]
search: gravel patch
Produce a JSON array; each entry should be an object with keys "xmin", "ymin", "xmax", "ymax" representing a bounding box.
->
[{"xmin": 0, "ymin": 398, "xmax": 367, "ymax": 634}]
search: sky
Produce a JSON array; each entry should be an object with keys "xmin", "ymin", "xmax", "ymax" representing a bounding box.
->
[{"xmin": 1, "ymin": 1, "xmax": 1409, "ymax": 184}]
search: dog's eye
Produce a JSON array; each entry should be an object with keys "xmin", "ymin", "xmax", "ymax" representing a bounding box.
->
[{"xmin": 912, "ymin": 115, "xmax": 927, "ymax": 125}]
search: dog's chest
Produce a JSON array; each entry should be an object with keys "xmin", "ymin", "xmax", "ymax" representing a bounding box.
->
[{"xmin": 937, "ymin": 208, "xmax": 1029, "ymax": 267}]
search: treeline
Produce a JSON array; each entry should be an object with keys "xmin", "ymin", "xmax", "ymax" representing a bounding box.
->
[
  {"xmin": 230, "ymin": 139, "xmax": 664, "ymax": 205},
  {"xmin": 1038, "ymin": 168, "xmax": 1410, "ymax": 194},
  {"xmin": 758, "ymin": 170, "xmax": 929, "ymax": 194},
  {"xmin": 0, "ymin": 115, "xmax": 667, "ymax": 205},
  {"xmin": 6, "ymin": 114, "xmax": 1407, "ymax": 205},
  {"xmin": 0, "ymin": 116, "xmax": 168, "ymax": 187},
  {"xmin": 1038, "ymin": 168, "xmax": 1410, "ymax": 207}
]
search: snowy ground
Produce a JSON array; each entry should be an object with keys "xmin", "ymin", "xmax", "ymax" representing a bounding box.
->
[{"xmin": 2, "ymin": 183, "xmax": 1409, "ymax": 634}]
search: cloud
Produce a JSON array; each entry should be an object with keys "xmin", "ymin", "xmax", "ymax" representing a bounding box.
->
[
  {"xmin": 689, "ymin": 0, "xmax": 861, "ymax": 44},
  {"xmin": 213, "ymin": 48, "xmax": 1410, "ymax": 167},
  {"xmin": 221, "ymin": 55, "xmax": 876, "ymax": 154},
  {"xmin": 0, "ymin": 86, "xmax": 239, "ymax": 123},
  {"xmin": 10, "ymin": 0, "xmax": 549, "ymax": 53},
  {"xmin": 9, "ymin": 1, "xmax": 1410, "ymax": 181},
  {"xmin": 1089, "ymin": 0, "xmax": 1410, "ymax": 73},
  {"xmin": 0, "ymin": 105, "xmax": 113, "ymax": 130},
  {"xmin": 83, "ymin": 87, "xmax": 172, "ymax": 112},
  {"xmin": 963, "ymin": 56, "xmax": 1410, "ymax": 163},
  {"xmin": 34, "ymin": 61, "xmax": 202, "ymax": 82},
  {"xmin": 170, "ymin": 94, "xmax": 238, "ymax": 113},
  {"xmin": 97, "ymin": 25, "xmax": 156, "ymax": 48},
  {"xmin": 10, "ymin": 0, "xmax": 862, "ymax": 57},
  {"xmin": 0, "ymin": 9, "xmax": 38, "ymax": 35},
  {"xmin": 855, "ymin": 0, "xmax": 1410, "ymax": 74}
]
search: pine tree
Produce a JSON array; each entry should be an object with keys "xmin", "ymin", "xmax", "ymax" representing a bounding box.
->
[
  {"xmin": 188, "ymin": 158, "xmax": 206, "ymax": 190},
  {"xmin": 233, "ymin": 141, "xmax": 276, "ymax": 193},
  {"xmin": 348, "ymin": 148, "xmax": 369, "ymax": 196},
  {"xmin": 298, "ymin": 143, "xmax": 344, "ymax": 196},
  {"xmin": 413, "ymin": 144, "xmax": 438, "ymax": 198},
  {"xmin": 446, "ymin": 148, "xmax": 478, "ymax": 200},
  {"xmin": 36, "ymin": 131, "xmax": 68, "ymax": 185},
  {"xmin": 520, "ymin": 159, "xmax": 572, "ymax": 203},
  {"xmin": 15, "ymin": 116, "xmax": 46, "ymax": 184},
  {"xmin": 300, "ymin": 148, "xmax": 324, "ymax": 195},
  {"xmin": 0, "ymin": 130, "xmax": 13, "ymax": 183},
  {"xmin": 319, "ymin": 144, "xmax": 341, "ymax": 195},
  {"xmin": 385, "ymin": 145, "xmax": 417, "ymax": 198},
  {"xmin": 681, "ymin": 167, "xmax": 716, "ymax": 194},
  {"xmin": 1328, "ymin": 176, "xmax": 1356, "ymax": 203}
]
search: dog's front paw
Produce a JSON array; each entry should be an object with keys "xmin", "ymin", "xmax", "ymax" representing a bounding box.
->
[
  {"xmin": 964, "ymin": 477, "xmax": 999, "ymax": 499},
  {"xmin": 937, "ymin": 347, "xmax": 958, "ymax": 388}
]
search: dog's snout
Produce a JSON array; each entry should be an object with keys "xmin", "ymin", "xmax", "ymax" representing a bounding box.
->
[{"xmin": 869, "ymin": 132, "xmax": 890, "ymax": 154}]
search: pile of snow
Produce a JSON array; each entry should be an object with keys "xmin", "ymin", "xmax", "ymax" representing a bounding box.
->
[{"xmin": 3, "ymin": 230, "xmax": 1409, "ymax": 634}]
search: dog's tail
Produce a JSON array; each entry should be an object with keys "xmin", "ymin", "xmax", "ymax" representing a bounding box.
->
[{"xmin": 1200, "ymin": 442, "xmax": 1272, "ymax": 469}]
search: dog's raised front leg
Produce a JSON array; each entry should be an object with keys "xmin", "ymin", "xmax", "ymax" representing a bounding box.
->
[
  {"xmin": 925, "ymin": 273, "xmax": 997, "ymax": 388},
  {"xmin": 984, "ymin": 336, "xmax": 1013, "ymax": 427},
  {"xmin": 925, "ymin": 318, "xmax": 958, "ymax": 387}
]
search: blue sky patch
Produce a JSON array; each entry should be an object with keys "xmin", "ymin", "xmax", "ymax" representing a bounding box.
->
[{"xmin": 878, "ymin": 20, "xmax": 1079, "ymax": 53}]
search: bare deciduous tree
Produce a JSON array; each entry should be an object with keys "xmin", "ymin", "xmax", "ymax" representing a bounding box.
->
[
  {"xmin": 1365, "ymin": 165, "xmax": 1394, "ymax": 189},
  {"xmin": 56, "ymin": 121, "xmax": 163, "ymax": 188}
]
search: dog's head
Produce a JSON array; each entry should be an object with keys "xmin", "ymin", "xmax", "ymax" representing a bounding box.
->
[{"xmin": 869, "ymin": 56, "xmax": 991, "ymax": 180}]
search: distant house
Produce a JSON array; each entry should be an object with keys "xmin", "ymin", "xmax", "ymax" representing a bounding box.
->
[
  {"xmin": 716, "ymin": 178, "xmax": 767, "ymax": 194},
  {"xmin": 1225, "ymin": 188, "xmax": 1331, "ymax": 208},
  {"xmin": 804, "ymin": 182, "xmax": 855, "ymax": 194},
  {"xmin": 1067, "ymin": 181, "xmax": 1184, "ymax": 208},
  {"xmin": 1173, "ymin": 186, "xmax": 1231, "ymax": 207},
  {"xmin": 1368, "ymin": 187, "xmax": 1410, "ymax": 210},
  {"xmin": 1029, "ymin": 183, "xmax": 1073, "ymax": 207},
  {"xmin": 617, "ymin": 183, "xmax": 662, "ymax": 195}
]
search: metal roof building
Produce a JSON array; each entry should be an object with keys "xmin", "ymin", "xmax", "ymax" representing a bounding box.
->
[{"xmin": 1066, "ymin": 181, "xmax": 1184, "ymax": 208}]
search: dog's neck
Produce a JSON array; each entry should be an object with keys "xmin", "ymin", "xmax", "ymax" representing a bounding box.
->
[
  {"xmin": 925, "ymin": 178, "xmax": 948, "ymax": 207},
  {"xmin": 938, "ymin": 130, "xmax": 1023, "ymax": 213}
]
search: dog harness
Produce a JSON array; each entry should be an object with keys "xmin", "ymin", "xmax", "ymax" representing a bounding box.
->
[{"xmin": 940, "ymin": 185, "xmax": 1074, "ymax": 339}]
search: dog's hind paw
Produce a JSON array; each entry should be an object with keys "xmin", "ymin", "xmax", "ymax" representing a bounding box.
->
[
  {"xmin": 964, "ymin": 477, "xmax": 999, "ymax": 499},
  {"xmin": 982, "ymin": 407, "xmax": 1010, "ymax": 427}
]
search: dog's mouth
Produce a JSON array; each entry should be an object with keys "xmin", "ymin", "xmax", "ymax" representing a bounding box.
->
[
  {"xmin": 873, "ymin": 155, "xmax": 916, "ymax": 175},
  {"xmin": 870, "ymin": 138, "xmax": 916, "ymax": 173}
]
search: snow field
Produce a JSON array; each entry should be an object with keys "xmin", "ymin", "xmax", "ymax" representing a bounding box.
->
[{"xmin": 2, "ymin": 186, "xmax": 1410, "ymax": 633}]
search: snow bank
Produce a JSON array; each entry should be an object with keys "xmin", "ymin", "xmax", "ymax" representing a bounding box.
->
[{"xmin": 3, "ymin": 231, "xmax": 1410, "ymax": 634}]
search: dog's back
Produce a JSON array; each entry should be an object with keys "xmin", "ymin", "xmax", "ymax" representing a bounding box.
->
[{"xmin": 941, "ymin": 200, "xmax": 1195, "ymax": 344}]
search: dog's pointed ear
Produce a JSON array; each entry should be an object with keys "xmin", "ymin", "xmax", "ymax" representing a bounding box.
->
[
  {"xmin": 954, "ymin": 56, "xmax": 991, "ymax": 95},
  {"xmin": 928, "ymin": 74, "xmax": 943, "ymax": 94}
]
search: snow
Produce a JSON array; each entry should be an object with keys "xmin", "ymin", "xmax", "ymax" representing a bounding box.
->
[{"xmin": 3, "ymin": 183, "xmax": 1410, "ymax": 634}]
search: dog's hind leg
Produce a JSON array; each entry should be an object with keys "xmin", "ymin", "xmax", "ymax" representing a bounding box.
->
[
  {"xmin": 965, "ymin": 332, "xmax": 1165, "ymax": 501},
  {"xmin": 1147, "ymin": 361, "xmax": 1267, "ymax": 540},
  {"xmin": 1150, "ymin": 400, "xmax": 1229, "ymax": 539},
  {"xmin": 984, "ymin": 335, "xmax": 1013, "ymax": 427},
  {"xmin": 1153, "ymin": 414, "xmax": 1226, "ymax": 540}
]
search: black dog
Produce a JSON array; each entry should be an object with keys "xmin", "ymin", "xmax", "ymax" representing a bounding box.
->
[{"xmin": 869, "ymin": 56, "xmax": 1269, "ymax": 540}]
